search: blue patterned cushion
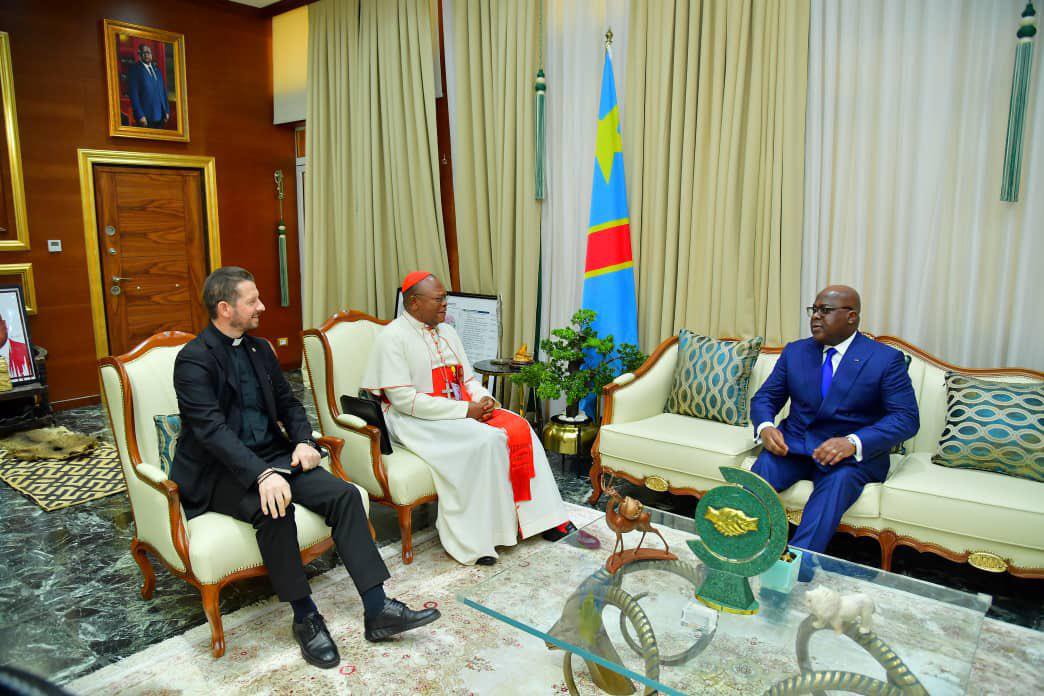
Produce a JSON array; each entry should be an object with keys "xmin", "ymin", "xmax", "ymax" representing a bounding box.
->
[
  {"xmin": 153, "ymin": 414, "xmax": 181, "ymax": 476},
  {"xmin": 932, "ymin": 373, "xmax": 1043, "ymax": 483},
  {"xmin": 664, "ymin": 331, "xmax": 764, "ymax": 426}
]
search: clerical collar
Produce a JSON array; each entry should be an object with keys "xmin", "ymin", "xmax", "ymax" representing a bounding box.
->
[{"xmin": 211, "ymin": 325, "xmax": 246, "ymax": 347}]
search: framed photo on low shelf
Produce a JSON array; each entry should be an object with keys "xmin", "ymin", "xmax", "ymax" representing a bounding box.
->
[
  {"xmin": 0, "ymin": 32, "xmax": 30, "ymax": 251},
  {"xmin": 103, "ymin": 19, "xmax": 189, "ymax": 142},
  {"xmin": 0, "ymin": 285, "xmax": 36, "ymax": 386}
]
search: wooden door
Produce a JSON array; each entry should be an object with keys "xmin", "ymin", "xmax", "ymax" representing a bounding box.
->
[{"xmin": 94, "ymin": 166, "xmax": 209, "ymax": 355}]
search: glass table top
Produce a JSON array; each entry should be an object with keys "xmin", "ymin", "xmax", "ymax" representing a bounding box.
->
[{"xmin": 458, "ymin": 507, "xmax": 991, "ymax": 695}]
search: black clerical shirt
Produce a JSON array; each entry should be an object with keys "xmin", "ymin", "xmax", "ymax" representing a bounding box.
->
[{"xmin": 220, "ymin": 334, "xmax": 275, "ymax": 451}]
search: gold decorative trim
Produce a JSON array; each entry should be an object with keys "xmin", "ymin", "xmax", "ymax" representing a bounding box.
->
[
  {"xmin": 77, "ymin": 149, "xmax": 221, "ymax": 359},
  {"xmin": 0, "ymin": 33, "xmax": 29, "ymax": 251},
  {"xmin": 644, "ymin": 475, "xmax": 669, "ymax": 492},
  {"xmin": 0, "ymin": 262, "xmax": 36, "ymax": 314},
  {"xmin": 967, "ymin": 551, "xmax": 1008, "ymax": 573},
  {"xmin": 103, "ymin": 20, "xmax": 190, "ymax": 142},
  {"xmin": 786, "ymin": 509, "xmax": 803, "ymax": 525}
]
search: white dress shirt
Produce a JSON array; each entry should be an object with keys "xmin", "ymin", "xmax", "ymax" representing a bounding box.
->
[{"xmin": 756, "ymin": 331, "xmax": 863, "ymax": 461}]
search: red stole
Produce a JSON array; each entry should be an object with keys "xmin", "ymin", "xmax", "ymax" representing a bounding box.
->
[{"xmin": 429, "ymin": 366, "xmax": 535, "ymax": 502}]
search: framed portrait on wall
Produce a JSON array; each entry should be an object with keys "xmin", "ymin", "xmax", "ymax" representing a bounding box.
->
[
  {"xmin": 0, "ymin": 32, "xmax": 30, "ymax": 251},
  {"xmin": 0, "ymin": 285, "xmax": 36, "ymax": 385},
  {"xmin": 103, "ymin": 19, "xmax": 189, "ymax": 142}
]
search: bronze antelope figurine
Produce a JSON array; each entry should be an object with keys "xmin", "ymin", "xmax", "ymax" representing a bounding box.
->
[{"xmin": 604, "ymin": 482, "xmax": 671, "ymax": 558}]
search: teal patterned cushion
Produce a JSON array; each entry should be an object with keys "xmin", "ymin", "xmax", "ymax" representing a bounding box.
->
[
  {"xmin": 664, "ymin": 331, "xmax": 764, "ymax": 426},
  {"xmin": 932, "ymin": 373, "xmax": 1043, "ymax": 483},
  {"xmin": 153, "ymin": 414, "xmax": 181, "ymax": 476}
]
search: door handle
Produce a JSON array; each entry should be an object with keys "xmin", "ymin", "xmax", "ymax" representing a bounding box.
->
[{"xmin": 111, "ymin": 275, "xmax": 134, "ymax": 283}]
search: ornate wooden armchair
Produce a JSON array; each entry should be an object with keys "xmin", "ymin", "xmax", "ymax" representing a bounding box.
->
[
  {"xmin": 302, "ymin": 311, "xmax": 437, "ymax": 564},
  {"xmin": 98, "ymin": 331, "xmax": 369, "ymax": 657}
]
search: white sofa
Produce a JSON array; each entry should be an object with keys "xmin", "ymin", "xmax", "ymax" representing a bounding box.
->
[{"xmin": 590, "ymin": 334, "xmax": 1044, "ymax": 578}]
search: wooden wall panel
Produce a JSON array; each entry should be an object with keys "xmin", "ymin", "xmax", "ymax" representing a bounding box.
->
[{"xmin": 0, "ymin": 1, "xmax": 303, "ymax": 406}]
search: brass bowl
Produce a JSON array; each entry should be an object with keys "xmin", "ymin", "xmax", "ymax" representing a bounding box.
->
[{"xmin": 542, "ymin": 414, "xmax": 598, "ymax": 456}]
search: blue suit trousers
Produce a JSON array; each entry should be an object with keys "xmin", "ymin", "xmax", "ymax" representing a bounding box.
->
[{"xmin": 752, "ymin": 450, "xmax": 879, "ymax": 553}]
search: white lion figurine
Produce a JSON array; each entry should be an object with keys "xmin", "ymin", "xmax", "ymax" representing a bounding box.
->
[{"xmin": 805, "ymin": 586, "xmax": 875, "ymax": 635}]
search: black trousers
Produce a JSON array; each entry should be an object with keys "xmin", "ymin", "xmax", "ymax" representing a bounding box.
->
[{"xmin": 209, "ymin": 459, "xmax": 390, "ymax": 602}]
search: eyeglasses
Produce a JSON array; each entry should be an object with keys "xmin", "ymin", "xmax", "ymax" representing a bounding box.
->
[
  {"xmin": 416, "ymin": 294, "xmax": 448, "ymax": 304},
  {"xmin": 806, "ymin": 305, "xmax": 854, "ymax": 317}
]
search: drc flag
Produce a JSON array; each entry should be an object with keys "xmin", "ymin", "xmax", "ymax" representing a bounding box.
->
[{"xmin": 580, "ymin": 47, "xmax": 638, "ymax": 414}]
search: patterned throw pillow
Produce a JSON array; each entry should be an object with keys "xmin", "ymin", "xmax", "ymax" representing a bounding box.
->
[
  {"xmin": 932, "ymin": 373, "xmax": 1043, "ymax": 483},
  {"xmin": 664, "ymin": 331, "xmax": 764, "ymax": 426},
  {"xmin": 153, "ymin": 414, "xmax": 182, "ymax": 476}
]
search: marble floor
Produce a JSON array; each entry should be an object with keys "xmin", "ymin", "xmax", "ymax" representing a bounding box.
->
[{"xmin": 0, "ymin": 370, "xmax": 1041, "ymax": 686}]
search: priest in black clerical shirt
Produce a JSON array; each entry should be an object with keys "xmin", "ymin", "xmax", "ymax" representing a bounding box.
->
[{"xmin": 171, "ymin": 266, "xmax": 439, "ymax": 669}]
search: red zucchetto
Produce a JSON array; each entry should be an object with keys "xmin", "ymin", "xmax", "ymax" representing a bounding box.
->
[{"xmin": 401, "ymin": 271, "xmax": 433, "ymax": 293}]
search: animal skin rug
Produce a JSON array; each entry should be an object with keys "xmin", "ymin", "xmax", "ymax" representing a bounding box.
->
[{"xmin": 0, "ymin": 426, "xmax": 99, "ymax": 461}]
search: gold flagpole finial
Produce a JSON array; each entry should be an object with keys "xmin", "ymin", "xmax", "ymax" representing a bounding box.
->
[{"xmin": 605, "ymin": 27, "xmax": 614, "ymax": 47}]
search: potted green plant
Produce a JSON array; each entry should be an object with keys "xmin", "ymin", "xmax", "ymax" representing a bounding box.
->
[{"xmin": 512, "ymin": 309, "xmax": 646, "ymax": 422}]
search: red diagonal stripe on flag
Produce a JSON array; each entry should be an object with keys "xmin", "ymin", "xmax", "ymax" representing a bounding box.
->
[{"xmin": 585, "ymin": 222, "xmax": 634, "ymax": 273}]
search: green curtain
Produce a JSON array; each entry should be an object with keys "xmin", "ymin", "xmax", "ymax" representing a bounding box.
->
[
  {"xmin": 304, "ymin": 0, "xmax": 449, "ymax": 326},
  {"xmin": 625, "ymin": 0, "xmax": 809, "ymax": 347},
  {"xmin": 447, "ymin": 0, "xmax": 542, "ymax": 357}
]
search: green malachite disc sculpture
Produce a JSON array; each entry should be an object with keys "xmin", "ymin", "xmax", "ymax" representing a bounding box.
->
[{"xmin": 687, "ymin": 466, "xmax": 788, "ymax": 614}]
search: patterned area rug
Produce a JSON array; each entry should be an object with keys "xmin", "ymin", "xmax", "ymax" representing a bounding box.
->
[
  {"xmin": 0, "ymin": 443, "xmax": 125, "ymax": 511},
  {"xmin": 68, "ymin": 503, "xmax": 1043, "ymax": 695}
]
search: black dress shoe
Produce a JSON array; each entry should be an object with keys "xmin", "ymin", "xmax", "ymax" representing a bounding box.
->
[
  {"xmin": 365, "ymin": 598, "xmax": 441, "ymax": 642},
  {"xmin": 293, "ymin": 613, "xmax": 340, "ymax": 668},
  {"xmin": 476, "ymin": 555, "xmax": 497, "ymax": 566},
  {"xmin": 542, "ymin": 521, "xmax": 577, "ymax": 542}
]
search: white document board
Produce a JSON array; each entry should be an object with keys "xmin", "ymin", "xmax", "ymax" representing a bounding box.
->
[{"xmin": 394, "ymin": 290, "xmax": 501, "ymax": 365}]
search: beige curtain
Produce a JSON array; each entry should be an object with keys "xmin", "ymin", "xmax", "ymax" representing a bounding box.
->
[
  {"xmin": 446, "ymin": 0, "xmax": 541, "ymax": 356},
  {"xmin": 625, "ymin": 0, "xmax": 808, "ymax": 348},
  {"xmin": 304, "ymin": 0, "xmax": 449, "ymax": 327}
]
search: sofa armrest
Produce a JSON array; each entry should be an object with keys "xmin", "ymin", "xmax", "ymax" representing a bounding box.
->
[
  {"xmin": 327, "ymin": 414, "xmax": 389, "ymax": 499},
  {"xmin": 126, "ymin": 460, "xmax": 192, "ymax": 575},
  {"xmin": 602, "ymin": 338, "xmax": 678, "ymax": 426}
]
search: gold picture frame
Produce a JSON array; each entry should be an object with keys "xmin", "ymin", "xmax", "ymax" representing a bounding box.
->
[
  {"xmin": 103, "ymin": 19, "xmax": 189, "ymax": 142},
  {"xmin": 0, "ymin": 262, "xmax": 37, "ymax": 314},
  {"xmin": 0, "ymin": 32, "xmax": 30, "ymax": 251}
]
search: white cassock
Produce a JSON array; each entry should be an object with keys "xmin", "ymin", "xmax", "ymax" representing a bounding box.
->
[{"xmin": 361, "ymin": 311, "xmax": 569, "ymax": 564}]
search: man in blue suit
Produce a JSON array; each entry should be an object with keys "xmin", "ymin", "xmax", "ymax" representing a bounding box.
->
[
  {"xmin": 751, "ymin": 285, "xmax": 919, "ymax": 554},
  {"xmin": 126, "ymin": 44, "xmax": 169, "ymax": 128}
]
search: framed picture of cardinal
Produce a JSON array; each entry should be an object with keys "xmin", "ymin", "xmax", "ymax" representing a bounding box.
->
[
  {"xmin": 103, "ymin": 19, "xmax": 189, "ymax": 142},
  {"xmin": 0, "ymin": 285, "xmax": 35, "ymax": 385}
]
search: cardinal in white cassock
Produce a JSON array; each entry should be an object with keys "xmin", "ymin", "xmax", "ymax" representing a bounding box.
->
[{"xmin": 361, "ymin": 271, "xmax": 574, "ymax": 565}]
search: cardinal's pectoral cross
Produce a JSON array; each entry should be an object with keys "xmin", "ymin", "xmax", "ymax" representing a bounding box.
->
[{"xmin": 440, "ymin": 368, "xmax": 463, "ymax": 400}]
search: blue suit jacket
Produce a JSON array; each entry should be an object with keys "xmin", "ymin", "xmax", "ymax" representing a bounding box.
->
[
  {"xmin": 127, "ymin": 62, "xmax": 168, "ymax": 123},
  {"xmin": 750, "ymin": 333, "xmax": 919, "ymax": 479}
]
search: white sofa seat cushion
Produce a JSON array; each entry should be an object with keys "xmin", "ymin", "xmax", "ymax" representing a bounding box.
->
[
  {"xmin": 768, "ymin": 456, "xmax": 906, "ymax": 519},
  {"xmin": 881, "ymin": 453, "xmax": 1044, "ymax": 551},
  {"xmin": 185, "ymin": 483, "xmax": 370, "ymax": 584},
  {"xmin": 383, "ymin": 447, "xmax": 437, "ymax": 504},
  {"xmin": 600, "ymin": 413, "xmax": 759, "ymax": 481}
]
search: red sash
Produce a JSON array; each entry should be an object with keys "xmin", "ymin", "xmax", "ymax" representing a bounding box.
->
[{"xmin": 429, "ymin": 366, "xmax": 535, "ymax": 502}]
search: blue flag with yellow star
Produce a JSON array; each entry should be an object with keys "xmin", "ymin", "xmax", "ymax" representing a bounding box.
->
[{"xmin": 580, "ymin": 48, "xmax": 638, "ymax": 417}]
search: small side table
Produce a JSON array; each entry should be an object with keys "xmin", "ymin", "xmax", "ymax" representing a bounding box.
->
[
  {"xmin": 473, "ymin": 359, "xmax": 537, "ymax": 425},
  {"xmin": 0, "ymin": 346, "xmax": 55, "ymax": 437}
]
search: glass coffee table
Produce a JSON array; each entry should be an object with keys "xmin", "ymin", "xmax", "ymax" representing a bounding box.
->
[{"xmin": 458, "ymin": 507, "xmax": 991, "ymax": 695}]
